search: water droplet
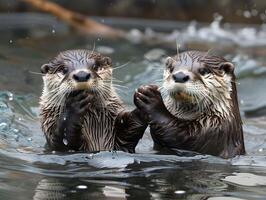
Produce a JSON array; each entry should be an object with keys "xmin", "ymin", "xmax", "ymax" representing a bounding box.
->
[
  {"xmin": 97, "ymin": 38, "xmax": 101, "ymax": 41},
  {"xmin": 27, "ymin": 137, "xmax": 32, "ymax": 141},
  {"xmin": 8, "ymin": 93, "xmax": 13, "ymax": 101},
  {"xmin": 52, "ymin": 29, "xmax": 56, "ymax": 34},
  {"xmin": 13, "ymin": 128, "xmax": 19, "ymax": 133},
  {"xmin": 63, "ymin": 117, "xmax": 66, "ymax": 121},
  {"xmin": 63, "ymin": 138, "xmax": 68, "ymax": 145},
  {"xmin": 174, "ymin": 190, "xmax": 186, "ymax": 194},
  {"xmin": 240, "ymin": 100, "xmax": 244, "ymax": 104},
  {"xmin": 259, "ymin": 148, "xmax": 264, "ymax": 152},
  {"xmin": 9, "ymin": 39, "xmax": 13, "ymax": 44},
  {"xmin": 52, "ymin": 151, "xmax": 56, "ymax": 154},
  {"xmin": 76, "ymin": 185, "xmax": 87, "ymax": 189},
  {"xmin": 120, "ymin": 119, "xmax": 124, "ymax": 124},
  {"xmin": 18, "ymin": 117, "xmax": 22, "ymax": 121}
]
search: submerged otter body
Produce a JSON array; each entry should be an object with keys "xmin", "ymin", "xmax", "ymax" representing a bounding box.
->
[
  {"xmin": 134, "ymin": 51, "xmax": 245, "ymax": 158},
  {"xmin": 40, "ymin": 49, "xmax": 146, "ymax": 152}
]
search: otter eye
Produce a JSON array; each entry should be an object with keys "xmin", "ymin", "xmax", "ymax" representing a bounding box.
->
[
  {"xmin": 93, "ymin": 64, "xmax": 103, "ymax": 71},
  {"xmin": 198, "ymin": 68, "xmax": 211, "ymax": 76},
  {"xmin": 61, "ymin": 67, "xmax": 68, "ymax": 74}
]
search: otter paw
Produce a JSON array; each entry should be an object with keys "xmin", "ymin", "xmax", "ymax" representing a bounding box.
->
[
  {"xmin": 134, "ymin": 85, "xmax": 166, "ymax": 116},
  {"xmin": 66, "ymin": 90, "xmax": 93, "ymax": 116}
]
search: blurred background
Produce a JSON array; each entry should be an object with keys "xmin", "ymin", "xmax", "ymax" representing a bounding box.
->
[
  {"xmin": 0, "ymin": 0, "xmax": 266, "ymax": 24},
  {"xmin": 0, "ymin": 1, "xmax": 266, "ymax": 200}
]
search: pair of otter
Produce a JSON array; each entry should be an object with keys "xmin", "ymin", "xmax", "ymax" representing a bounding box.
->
[{"xmin": 39, "ymin": 49, "xmax": 245, "ymax": 158}]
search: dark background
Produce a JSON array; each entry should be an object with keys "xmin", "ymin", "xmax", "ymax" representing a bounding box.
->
[{"xmin": 0, "ymin": 0, "xmax": 266, "ymax": 24}]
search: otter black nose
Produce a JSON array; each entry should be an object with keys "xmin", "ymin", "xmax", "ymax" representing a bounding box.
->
[
  {"xmin": 73, "ymin": 71, "xmax": 91, "ymax": 82},
  {"xmin": 172, "ymin": 72, "xmax": 190, "ymax": 83}
]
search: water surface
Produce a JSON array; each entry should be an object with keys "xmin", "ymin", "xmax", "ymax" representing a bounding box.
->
[{"xmin": 0, "ymin": 13, "xmax": 266, "ymax": 200}]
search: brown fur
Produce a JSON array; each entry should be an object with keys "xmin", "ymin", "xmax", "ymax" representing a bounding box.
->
[
  {"xmin": 134, "ymin": 51, "xmax": 245, "ymax": 158},
  {"xmin": 40, "ymin": 49, "xmax": 146, "ymax": 152}
]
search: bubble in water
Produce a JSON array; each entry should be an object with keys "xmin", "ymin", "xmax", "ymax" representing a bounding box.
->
[
  {"xmin": 174, "ymin": 190, "xmax": 186, "ymax": 194},
  {"xmin": 63, "ymin": 138, "xmax": 68, "ymax": 145},
  {"xmin": 76, "ymin": 185, "xmax": 87, "ymax": 189}
]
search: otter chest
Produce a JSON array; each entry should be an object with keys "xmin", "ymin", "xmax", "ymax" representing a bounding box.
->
[{"xmin": 81, "ymin": 108, "xmax": 118, "ymax": 151}]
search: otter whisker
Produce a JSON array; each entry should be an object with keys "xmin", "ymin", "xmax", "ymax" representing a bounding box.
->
[
  {"xmin": 90, "ymin": 42, "xmax": 96, "ymax": 56},
  {"xmin": 113, "ymin": 61, "xmax": 132, "ymax": 71},
  {"xmin": 110, "ymin": 77, "xmax": 124, "ymax": 83},
  {"xmin": 143, "ymin": 56, "xmax": 162, "ymax": 68},
  {"xmin": 107, "ymin": 83, "xmax": 128, "ymax": 89},
  {"xmin": 29, "ymin": 71, "xmax": 43, "ymax": 76},
  {"xmin": 176, "ymin": 39, "xmax": 180, "ymax": 59}
]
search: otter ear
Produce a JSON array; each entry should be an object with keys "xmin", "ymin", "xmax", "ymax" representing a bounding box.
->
[
  {"xmin": 165, "ymin": 57, "xmax": 173, "ymax": 68},
  {"xmin": 219, "ymin": 62, "xmax": 234, "ymax": 74},
  {"xmin": 40, "ymin": 64, "xmax": 52, "ymax": 74},
  {"xmin": 104, "ymin": 57, "xmax": 112, "ymax": 66}
]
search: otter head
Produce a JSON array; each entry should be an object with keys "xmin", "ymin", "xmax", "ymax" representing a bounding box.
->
[
  {"xmin": 41, "ymin": 49, "xmax": 112, "ymax": 98},
  {"xmin": 163, "ymin": 51, "xmax": 236, "ymax": 118}
]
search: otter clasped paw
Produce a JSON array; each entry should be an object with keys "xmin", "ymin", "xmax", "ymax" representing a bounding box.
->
[
  {"xmin": 134, "ymin": 85, "xmax": 173, "ymax": 123},
  {"xmin": 65, "ymin": 90, "xmax": 93, "ymax": 119}
]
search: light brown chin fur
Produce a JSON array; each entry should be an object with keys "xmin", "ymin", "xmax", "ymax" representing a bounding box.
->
[
  {"xmin": 73, "ymin": 82, "xmax": 92, "ymax": 90},
  {"xmin": 174, "ymin": 92, "xmax": 193, "ymax": 102}
]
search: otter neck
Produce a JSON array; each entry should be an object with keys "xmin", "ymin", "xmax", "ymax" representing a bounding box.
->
[{"xmin": 165, "ymin": 94, "xmax": 233, "ymax": 121}]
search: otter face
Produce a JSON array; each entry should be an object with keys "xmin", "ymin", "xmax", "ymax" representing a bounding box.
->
[
  {"xmin": 41, "ymin": 50, "xmax": 112, "ymax": 93},
  {"xmin": 163, "ymin": 51, "xmax": 234, "ymax": 109}
]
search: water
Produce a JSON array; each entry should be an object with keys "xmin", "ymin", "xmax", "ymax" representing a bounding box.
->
[{"xmin": 0, "ymin": 13, "xmax": 266, "ymax": 200}]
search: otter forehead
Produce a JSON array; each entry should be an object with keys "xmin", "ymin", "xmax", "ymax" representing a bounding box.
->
[
  {"xmin": 51, "ymin": 49, "xmax": 110, "ymax": 70},
  {"xmin": 167, "ymin": 51, "xmax": 227, "ymax": 73},
  {"xmin": 41, "ymin": 49, "xmax": 112, "ymax": 76},
  {"xmin": 58, "ymin": 50, "xmax": 96, "ymax": 68}
]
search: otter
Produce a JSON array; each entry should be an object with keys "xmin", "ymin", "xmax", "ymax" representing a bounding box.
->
[
  {"xmin": 39, "ymin": 49, "xmax": 147, "ymax": 153},
  {"xmin": 134, "ymin": 51, "xmax": 245, "ymax": 158}
]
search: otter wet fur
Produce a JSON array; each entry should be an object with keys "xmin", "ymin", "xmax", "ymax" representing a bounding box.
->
[
  {"xmin": 40, "ymin": 49, "xmax": 147, "ymax": 153},
  {"xmin": 134, "ymin": 51, "xmax": 245, "ymax": 158}
]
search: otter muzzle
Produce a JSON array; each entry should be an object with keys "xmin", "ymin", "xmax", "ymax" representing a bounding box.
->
[{"xmin": 73, "ymin": 71, "xmax": 91, "ymax": 82}]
